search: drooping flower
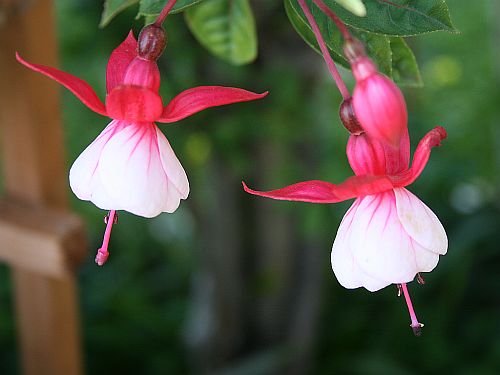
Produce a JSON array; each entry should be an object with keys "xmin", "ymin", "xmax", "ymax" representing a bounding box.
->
[
  {"xmin": 17, "ymin": 25, "xmax": 266, "ymax": 264},
  {"xmin": 243, "ymin": 126, "xmax": 447, "ymax": 334},
  {"xmin": 344, "ymin": 38, "xmax": 408, "ymax": 147}
]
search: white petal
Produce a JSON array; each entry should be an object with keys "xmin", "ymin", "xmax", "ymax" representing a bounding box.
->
[
  {"xmin": 98, "ymin": 123, "xmax": 173, "ymax": 218},
  {"xmin": 349, "ymin": 191, "xmax": 419, "ymax": 284},
  {"xmin": 411, "ymin": 237, "xmax": 440, "ymax": 272},
  {"xmin": 331, "ymin": 200, "xmax": 389, "ymax": 292},
  {"xmin": 156, "ymin": 128, "xmax": 189, "ymax": 199},
  {"xmin": 394, "ymin": 188, "xmax": 448, "ymax": 255},
  {"xmin": 69, "ymin": 120, "xmax": 126, "ymax": 201},
  {"xmin": 88, "ymin": 175, "xmax": 122, "ymax": 211},
  {"xmin": 331, "ymin": 200, "xmax": 362, "ymax": 289}
]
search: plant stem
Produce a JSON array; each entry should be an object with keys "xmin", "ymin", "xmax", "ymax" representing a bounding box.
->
[
  {"xmin": 154, "ymin": 0, "xmax": 178, "ymax": 26},
  {"xmin": 297, "ymin": 0, "xmax": 350, "ymax": 99},
  {"xmin": 312, "ymin": 0, "xmax": 352, "ymax": 41}
]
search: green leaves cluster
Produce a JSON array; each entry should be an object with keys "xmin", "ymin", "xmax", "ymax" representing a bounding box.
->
[
  {"xmin": 286, "ymin": 0, "xmax": 455, "ymax": 86},
  {"xmin": 100, "ymin": 0, "xmax": 456, "ymax": 86}
]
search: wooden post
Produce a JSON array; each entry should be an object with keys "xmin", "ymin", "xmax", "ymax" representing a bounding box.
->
[{"xmin": 0, "ymin": 1, "xmax": 87, "ymax": 375}]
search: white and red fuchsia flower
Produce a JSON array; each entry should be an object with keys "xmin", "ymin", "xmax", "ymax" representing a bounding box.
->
[
  {"xmin": 244, "ymin": 34, "xmax": 448, "ymax": 335},
  {"xmin": 244, "ymin": 124, "xmax": 447, "ymax": 335},
  {"xmin": 17, "ymin": 24, "xmax": 266, "ymax": 264}
]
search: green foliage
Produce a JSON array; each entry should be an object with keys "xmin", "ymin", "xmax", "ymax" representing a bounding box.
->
[
  {"xmin": 390, "ymin": 37, "xmax": 422, "ymax": 87},
  {"xmin": 100, "ymin": 0, "xmax": 204, "ymax": 27},
  {"xmin": 138, "ymin": 0, "xmax": 205, "ymax": 17},
  {"xmin": 323, "ymin": 0, "xmax": 457, "ymax": 36},
  {"xmin": 100, "ymin": 0, "xmax": 139, "ymax": 27},
  {"xmin": 184, "ymin": 0, "xmax": 257, "ymax": 65},
  {"xmin": 285, "ymin": 0, "xmax": 422, "ymax": 86},
  {"xmin": 100, "ymin": 0, "xmax": 454, "ymax": 80}
]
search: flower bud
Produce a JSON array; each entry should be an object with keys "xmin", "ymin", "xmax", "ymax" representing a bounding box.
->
[
  {"xmin": 339, "ymin": 97, "xmax": 363, "ymax": 135},
  {"xmin": 344, "ymin": 39, "xmax": 407, "ymax": 147},
  {"xmin": 138, "ymin": 24, "xmax": 167, "ymax": 61}
]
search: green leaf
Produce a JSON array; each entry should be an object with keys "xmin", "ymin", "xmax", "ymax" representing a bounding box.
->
[
  {"xmin": 100, "ymin": 0, "xmax": 139, "ymax": 27},
  {"xmin": 319, "ymin": 0, "xmax": 457, "ymax": 36},
  {"xmin": 285, "ymin": 0, "xmax": 392, "ymax": 76},
  {"xmin": 184, "ymin": 0, "xmax": 257, "ymax": 65},
  {"xmin": 285, "ymin": 0, "xmax": 423, "ymax": 86},
  {"xmin": 390, "ymin": 37, "xmax": 422, "ymax": 87},
  {"xmin": 334, "ymin": 0, "xmax": 366, "ymax": 17},
  {"xmin": 138, "ymin": 0, "xmax": 206, "ymax": 17}
]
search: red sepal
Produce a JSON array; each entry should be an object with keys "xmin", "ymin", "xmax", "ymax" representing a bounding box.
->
[
  {"xmin": 157, "ymin": 86, "xmax": 268, "ymax": 123},
  {"xmin": 106, "ymin": 31, "xmax": 138, "ymax": 93},
  {"xmin": 242, "ymin": 175, "xmax": 394, "ymax": 204},
  {"xmin": 390, "ymin": 126, "xmax": 447, "ymax": 187},
  {"xmin": 16, "ymin": 52, "xmax": 107, "ymax": 116}
]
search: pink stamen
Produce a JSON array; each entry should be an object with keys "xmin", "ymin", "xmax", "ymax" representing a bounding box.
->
[
  {"xmin": 95, "ymin": 210, "xmax": 117, "ymax": 266},
  {"xmin": 400, "ymin": 283, "xmax": 424, "ymax": 336},
  {"xmin": 297, "ymin": 0, "xmax": 350, "ymax": 99},
  {"xmin": 154, "ymin": 0, "xmax": 178, "ymax": 27}
]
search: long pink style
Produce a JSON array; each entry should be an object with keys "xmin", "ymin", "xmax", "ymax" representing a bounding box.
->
[
  {"xmin": 401, "ymin": 283, "xmax": 424, "ymax": 336},
  {"xmin": 95, "ymin": 210, "xmax": 117, "ymax": 266}
]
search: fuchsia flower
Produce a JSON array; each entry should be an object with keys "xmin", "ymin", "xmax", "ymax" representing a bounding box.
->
[
  {"xmin": 244, "ymin": 126, "xmax": 448, "ymax": 334},
  {"xmin": 17, "ymin": 24, "xmax": 266, "ymax": 264}
]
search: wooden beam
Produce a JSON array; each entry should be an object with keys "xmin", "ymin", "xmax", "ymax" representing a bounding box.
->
[
  {"xmin": 0, "ymin": 200, "xmax": 86, "ymax": 278},
  {"xmin": 0, "ymin": 1, "xmax": 87, "ymax": 375}
]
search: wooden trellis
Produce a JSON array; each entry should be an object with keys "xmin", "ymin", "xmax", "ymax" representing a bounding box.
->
[{"xmin": 0, "ymin": 0, "xmax": 86, "ymax": 374}]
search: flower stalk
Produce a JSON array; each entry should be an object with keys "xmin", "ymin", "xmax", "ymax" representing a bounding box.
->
[
  {"xmin": 297, "ymin": 0, "xmax": 350, "ymax": 99},
  {"xmin": 154, "ymin": 0, "xmax": 178, "ymax": 27},
  {"xmin": 312, "ymin": 0, "xmax": 352, "ymax": 40}
]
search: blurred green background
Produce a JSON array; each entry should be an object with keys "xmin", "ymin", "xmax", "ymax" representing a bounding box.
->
[{"xmin": 1, "ymin": 0, "xmax": 500, "ymax": 374}]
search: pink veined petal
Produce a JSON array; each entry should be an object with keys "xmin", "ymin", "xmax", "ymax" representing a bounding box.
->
[
  {"xmin": 347, "ymin": 133, "xmax": 387, "ymax": 175},
  {"xmin": 242, "ymin": 175, "xmax": 394, "ymax": 204},
  {"xmin": 348, "ymin": 191, "xmax": 423, "ymax": 284},
  {"xmin": 106, "ymin": 85, "xmax": 163, "ymax": 122},
  {"xmin": 394, "ymin": 188, "xmax": 448, "ymax": 256},
  {"xmin": 122, "ymin": 57, "xmax": 160, "ymax": 91},
  {"xmin": 156, "ymin": 128, "xmax": 190, "ymax": 201},
  {"xmin": 347, "ymin": 128, "xmax": 411, "ymax": 177},
  {"xmin": 16, "ymin": 52, "xmax": 107, "ymax": 116},
  {"xmin": 331, "ymin": 200, "xmax": 390, "ymax": 291},
  {"xmin": 97, "ymin": 123, "xmax": 172, "ymax": 218},
  {"xmin": 157, "ymin": 86, "xmax": 268, "ymax": 123},
  {"xmin": 390, "ymin": 126, "xmax": 447, "ymax": 187},
  {"xmin": 383, "ymin": 126, "xmax": 410, "ymax": 175},
  {"xmin": 106, "ymin": 31, "xmax": 138, "ymax": 93},
  {"xmin": 69, "ymin": 120, "xmax": 127, "ymax": 202}
]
